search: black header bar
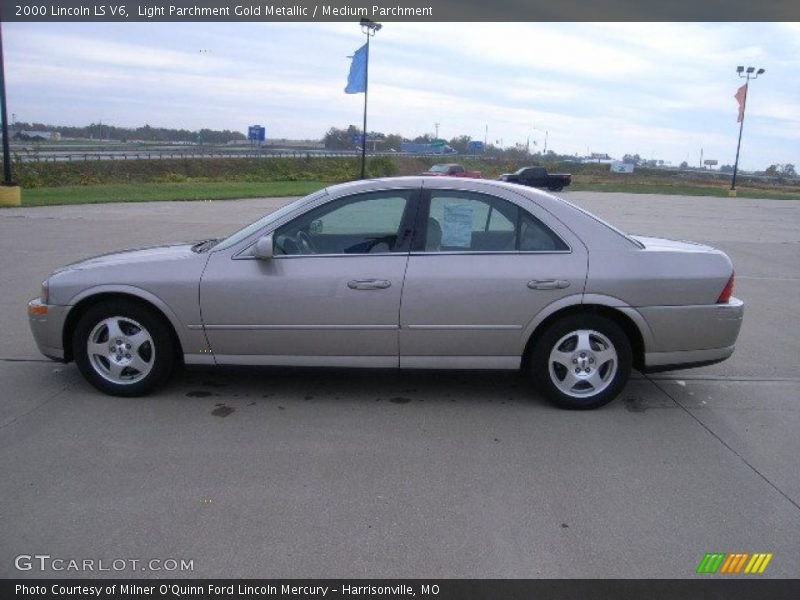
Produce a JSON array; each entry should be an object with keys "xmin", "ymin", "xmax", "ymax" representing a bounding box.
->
[{"xmin": 2, "ymin": 0, "xmax": 800, "ymax": 22}]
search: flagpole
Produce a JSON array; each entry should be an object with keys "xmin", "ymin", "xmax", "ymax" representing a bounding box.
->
[
  {"xmin": 730, "ymin": 79, "xmax": 748, "ymax": 192},
  {"xmin": 360, "ymin": 32, "xmax": 369, "ymax": 180},
  {"xmin": 354, "ymin": 19, "xmax": 381, "ymax": 180}
]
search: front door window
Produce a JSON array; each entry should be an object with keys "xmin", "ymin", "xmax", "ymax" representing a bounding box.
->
[{"xmin": 274, "ymin": 191, "xmax": 413, "ymax": 256}]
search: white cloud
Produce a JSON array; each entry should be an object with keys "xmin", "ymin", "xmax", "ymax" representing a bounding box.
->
[
  {"xmin": 4, "ymin": 22, "xmax": 798, "ymax": 170},
  {"xmin": 14, "ymin": 30, "xmax": 235, "ymax": 73}
]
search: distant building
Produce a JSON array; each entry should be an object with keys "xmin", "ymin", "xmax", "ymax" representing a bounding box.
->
[
  {"xmin": 582, "ymin": 153, "xmax": 615, "ymax": 164},
  {"xmin": 611, "ymin": 161, "xmax": 635, "ymax": 173},
  {"xmin": 14, "ymin": 130, "xmax": 59, "ymax": 141}
]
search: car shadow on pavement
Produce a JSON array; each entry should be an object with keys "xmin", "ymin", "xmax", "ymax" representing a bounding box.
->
[{"xmin": 164, "ymin": 365, "xmax": 551, "ymax": 409}]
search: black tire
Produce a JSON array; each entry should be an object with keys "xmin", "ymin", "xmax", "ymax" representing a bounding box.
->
[
  {"xmin": 548, "ymin": 185, "xmax": 563, "ymax": 192},
  {"xmin": 72, "ymin": 299, "xmax": 176, "ymax": 397},
  {"xmin": 531, "ymin": 314, "xmax": 632, "ymax": 410}
]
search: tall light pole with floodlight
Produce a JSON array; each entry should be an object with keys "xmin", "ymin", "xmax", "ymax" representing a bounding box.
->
[
  {"xmin": 0, "ymin": 24, "xmax": 12, "ymax": 186},
  {"xmin": 0, "ymin": 21, "xmax": 21, "ymax": 206},
  {"xmin": 731, "ymin": 65, "xmax": 765, "ymax": 193}
]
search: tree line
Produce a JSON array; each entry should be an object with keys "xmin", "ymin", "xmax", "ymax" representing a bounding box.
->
[
  {"xmin": 11, "ymin": 122, "xmax": 246, "ymax": 144},
  {"xmin": 322, "ymin": 125, "xmax": 570, "ymax": 161}
]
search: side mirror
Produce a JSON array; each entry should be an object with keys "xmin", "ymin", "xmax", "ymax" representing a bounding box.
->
[{"xmin": 253, "ymin": 234, "xmax": 274, "ymax": 260}]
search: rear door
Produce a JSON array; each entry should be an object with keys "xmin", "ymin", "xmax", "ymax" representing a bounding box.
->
[{"xmin": 399, "ymin": 184, "xmax": 587, "ymax": 368}]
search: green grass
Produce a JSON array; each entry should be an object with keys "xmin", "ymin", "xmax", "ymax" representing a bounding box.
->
[
  {"xmin": 21, "ymin": 180, "xmax": 329, "ymax": 206},
  {"xmin": 13, "ymin": 178, "xmax": 800, "ymax": 208},
  {"xmin": 570, "ymin": 182, "xmax": 800, "ymax": 200}
]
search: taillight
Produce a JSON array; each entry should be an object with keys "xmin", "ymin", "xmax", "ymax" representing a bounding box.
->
[{"xmin": 717, "ymin": 272, "xmax": 735, "ymax": 304}]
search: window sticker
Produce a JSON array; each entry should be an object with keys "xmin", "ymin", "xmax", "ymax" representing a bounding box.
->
[{"xmin": 441, "ymin": 204, "xmax": 474, "ymax": 247}]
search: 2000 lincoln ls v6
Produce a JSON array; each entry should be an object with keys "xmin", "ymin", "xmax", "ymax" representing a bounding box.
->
[{"xmin": 28, "ymin": 177, "xmax": 743, "ymax": 409}]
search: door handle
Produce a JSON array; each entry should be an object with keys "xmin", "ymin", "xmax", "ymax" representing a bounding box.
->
[
  {"xmin": 528, "ymin": 279, "xmax": 570, "ymax": 290},
  {"xmin": 347, "ymin": 279, "xmax": 392, "ymax": 290}
]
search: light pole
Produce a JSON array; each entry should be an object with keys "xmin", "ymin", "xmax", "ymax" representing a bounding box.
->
[
  {"xmin": 0, "ymin": 21, "xmax": 20, "ymax": 206},
  {"xmin": 0, "ymin": 22, "xmax": 13, "ymax": 186},
  {"xmin": 731, "ymin": 65, "xmax": 765, "ymax": 193},
  {"xmin": 359, "ymin": 18, "xmax": 381, "ymax": 179}
]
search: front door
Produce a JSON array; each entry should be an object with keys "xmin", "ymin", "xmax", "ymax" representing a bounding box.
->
[{"xmin": 200, "ymin": 188, "xmax": 418, "ymax": 366}]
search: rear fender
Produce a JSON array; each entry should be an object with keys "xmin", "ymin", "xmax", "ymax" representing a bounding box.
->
[{"xmin": 520, "ymin": 292, "xmax": 655, "ymax": 355}]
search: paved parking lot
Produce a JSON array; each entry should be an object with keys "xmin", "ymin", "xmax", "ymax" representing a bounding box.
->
[{"xmin": 0, "ymin": 191, "xmax": 798, "ymax": 578}]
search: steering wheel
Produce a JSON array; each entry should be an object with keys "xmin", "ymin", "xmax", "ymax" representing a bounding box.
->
[
  {"xmin": 295, "ymin": 230, "xmax": 317, "ymax": 254},
  {"xmin": 364, "ymin": 235, "xmax": 394, "ymax": 253}
]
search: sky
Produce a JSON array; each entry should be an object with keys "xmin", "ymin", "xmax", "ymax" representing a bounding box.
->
[{"xmin": 4, "ymin": 21, "xmax": 799, "ymax": 170}]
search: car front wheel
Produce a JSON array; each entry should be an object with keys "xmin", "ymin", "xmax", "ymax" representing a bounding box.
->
[
  {"xmin": 531, "ymin": 315, "xmax": 632, "ymax": 409},
  {"xmin": 73, "ymin": 300, "xmax": 176, "ymax": 396}
]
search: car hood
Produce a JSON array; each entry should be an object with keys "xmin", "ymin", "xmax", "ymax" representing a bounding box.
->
[
  {"xmin": 629, "ymin": 235, "xmax": 718, "ymax": 253},
  {"xmin": 57, "ymin": 242, "xmax": 203, "ymax": 272}
]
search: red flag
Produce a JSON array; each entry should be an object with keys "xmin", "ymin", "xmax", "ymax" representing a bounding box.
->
[{"xmin": 734, "ymin": 84, "xmax": 748, "ymax": 123}]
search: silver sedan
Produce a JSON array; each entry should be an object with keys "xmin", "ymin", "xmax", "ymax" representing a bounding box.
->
[{"xmin": 28, "ymin": 177, "xmax": 743, "ymax": 409}]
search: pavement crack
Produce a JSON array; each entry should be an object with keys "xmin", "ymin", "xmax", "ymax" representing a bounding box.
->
[
  {"xmin": 0, "ymin": 384, "xmax": 72, "ymax": 430},
  {"xmin": 644, "ymin": 373, "xmax": 800, "ymax": 514},
  {"xmin": 0, "ymin": 357, "xmax": 56, "ymax": 363},
  {"xmin": 634, "ymin": 375, "xmax": 800, "ymax": 383}
]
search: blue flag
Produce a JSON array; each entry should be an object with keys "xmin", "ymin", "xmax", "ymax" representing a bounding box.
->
[{"xmin": 345, "ymin": 43, "xmax": 368, "ymax": 94}]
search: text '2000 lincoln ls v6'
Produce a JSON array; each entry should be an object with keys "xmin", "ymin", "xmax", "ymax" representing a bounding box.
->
[{"xmin": 28, "ymin": 177, "xmax": 743, "ymax": 409}]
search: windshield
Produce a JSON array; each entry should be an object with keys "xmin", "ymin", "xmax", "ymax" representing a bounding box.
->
[
  {"xmin": 428, "ymin": 165, "xmax": 449, "ymax": 173},
  {"xmin": 211, "ymin": 189, "xmax": 327, "ymax": 251}
]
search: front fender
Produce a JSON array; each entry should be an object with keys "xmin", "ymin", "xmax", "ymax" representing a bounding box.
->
[{"xmin": 64, "ymin": 284, "xmax": 208, "ymax": 357}]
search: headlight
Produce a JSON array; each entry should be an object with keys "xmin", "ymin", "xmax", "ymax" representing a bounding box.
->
[{"xmin": 41, "ymin": 279, "xmax": 50, "ymax": 304}]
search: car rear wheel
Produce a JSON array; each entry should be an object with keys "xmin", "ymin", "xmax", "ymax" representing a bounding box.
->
[
  {"xmin": 548, "ymin": 185, "xmax": 563, "ymax": 192},
  {"xmin": 531, "ymin": 315, "xmax": 631, "ymax": 409},
  {"xmin": 73, "ymin": 300, "xmax": 175, "ymax": 396}
]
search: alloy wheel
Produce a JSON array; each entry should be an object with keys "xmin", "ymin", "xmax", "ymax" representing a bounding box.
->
[
  {"xmin": 87, "ymin": 316, "xmax": 155, "ymax": 385},
  {"xmin": 548, "ymin": 329, "xmax": 618, "ymax": 398}
]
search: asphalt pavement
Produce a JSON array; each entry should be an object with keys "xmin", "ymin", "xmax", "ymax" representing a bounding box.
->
[{"xmin": 0, "ymin": 191, "xmax": 798, "ymax": 578}]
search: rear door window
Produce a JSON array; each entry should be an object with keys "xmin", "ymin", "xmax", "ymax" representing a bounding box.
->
[{"xmin": 421, "ymin": 190, "xmax": 567, "ymax": 252}]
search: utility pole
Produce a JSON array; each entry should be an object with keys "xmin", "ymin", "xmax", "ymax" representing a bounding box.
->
[
  {"xmin": 533, "ymin": 124, "xmax": 548, "ymax": 155},
  {"xmin": 731, "ymin": 65, "xmax": 765, "ymax": 193},
  {"xmin": 434, "ymin": 122, "xmax": 439, "ymax": 139}
]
